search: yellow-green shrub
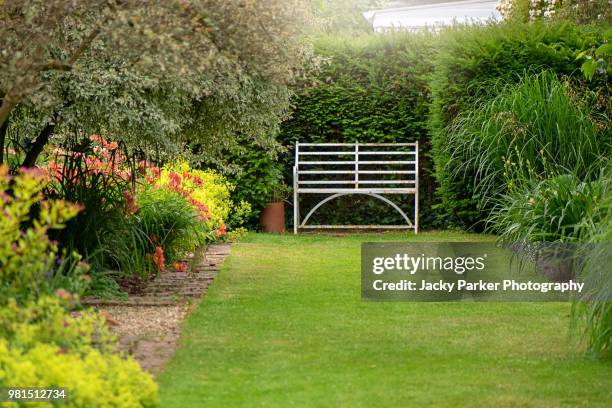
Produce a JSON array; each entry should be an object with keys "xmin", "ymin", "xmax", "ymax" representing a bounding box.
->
[
  {"xmin": 0, "ymin": 296, "xmax": 158, "ymax": 407},
  {"xmin": 0, "ymin": 166, "xmax": 90, "ymax": 304},
  {"xmin": 0, "ymin": 296, "xmax": 115, "ymax": 353},
  {"xmin": 150, "ymin": 162, "xmax": 250, "ymax": 240},
  {"xmin": 0, "ymin": 340, "xmax": 158, "ymax": 408}
]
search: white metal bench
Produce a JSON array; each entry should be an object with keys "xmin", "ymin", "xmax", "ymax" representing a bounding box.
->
[{"xmin": 292, "ymin": 142, "xmax": 419, "ymax": 234}]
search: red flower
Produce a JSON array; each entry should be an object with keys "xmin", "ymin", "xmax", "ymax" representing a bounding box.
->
[
  {"xmin": 174, "ymin": 262, "xmax": 187, "ymax": 272},
  {"xmin": 169, "ymin": 172, "xmax": 182, "ymax": 189}
]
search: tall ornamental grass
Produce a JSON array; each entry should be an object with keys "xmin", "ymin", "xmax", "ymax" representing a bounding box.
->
[
  {"xmin": 571, "ymin": 164, "xmax": 612, "ymax": 356},
  {"xmin": 429, "ymin": 20, "xmax": 607, "ymax": 228},
  {"xmin": 447, "ymin": 72, "xmax": 611, "ymax": 356},
  {"xmin": 446, "ymin": 72, "xmax": 609, "ymax": 230}
]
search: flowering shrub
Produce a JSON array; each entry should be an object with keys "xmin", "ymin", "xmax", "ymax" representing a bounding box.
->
[
  {"xmin": 100, "ymin": 185, "xmax": 206, "ymax": 280},
  {"xmin": 43, "ymin": 136, "xmax": 135, "ymax": 278},
  {"xmin": 46, "ymin": 135, "xmax": 131, "ymax": 183},
  {"xmin": 0, "ymin": 296, "xmax": 158, "ymax": 407},
  {"xmin": 37, "ymin": 136, "xmax": 248, "ymax": 288},
  {"xmin": 0, "ymin": 165, "xmax": 90, "ymax": 304},
  {"xmin": 145, "ymin": 162, "xmax": 250, "ymax": 241}
]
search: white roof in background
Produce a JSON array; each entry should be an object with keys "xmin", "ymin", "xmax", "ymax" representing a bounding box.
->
[{"xmin": 363, "ymin": 0, "xmax": 501, "ymax": 31}]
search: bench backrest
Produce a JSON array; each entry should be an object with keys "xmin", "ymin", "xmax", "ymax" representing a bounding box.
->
[{"xmin": 293, "ymin": 142, "xmax": 418, "ymax": 194}]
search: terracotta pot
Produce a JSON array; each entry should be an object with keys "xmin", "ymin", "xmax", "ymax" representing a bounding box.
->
[{"xmin": 260, "ymin": 201, "xmax": 285, "ymax": 233}]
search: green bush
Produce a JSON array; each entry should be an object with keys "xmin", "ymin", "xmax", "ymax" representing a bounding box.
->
[
  {"xmin": 135, "ymin": 186, "xmax": 205, "ymax": 263},
  {"xmin": 278, "ymin": 32, "xmax": 440, "ymax": 227},
  {"xmin": 446, "ymin": 72, "xmax": 609, "ymax": 230},
  {"xmin": 429, "ymin": 20, "xmax": 608, "ymax": 228},
  {"xmin": 0, "ymin": 166, "xmax": 90, "ymax": 304},
  {"xmin": 489, "ymin": 173, "xmax": 606, "ymax": 242},
  {"xmin": 0, "ymin": 296, "xmax": 158, "ymax": 407},
  {"xmin": 220, "ymin": 143, "xmax": 285, "ymax": 228},
  {"xmin": 100, "ymin": 186, "xmax": 204, "ymax": 281}
]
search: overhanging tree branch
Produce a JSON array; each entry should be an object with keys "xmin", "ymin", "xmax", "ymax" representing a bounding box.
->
[{"xmin": 0, "ymin": 25, "xmax": 102, "ymax": 130}]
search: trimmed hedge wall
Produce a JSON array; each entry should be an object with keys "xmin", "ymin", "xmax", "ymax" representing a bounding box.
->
[
  {"xmin": 278, "ymin": 32, "xmax": 440, "ymax": 228},
  {"xmin": 272, "ymin": 21, "xmax": 609, "ymax": 230},
  {"xmin": 429, "ymin": 21, "xmax": 607, "ymax": 229}
]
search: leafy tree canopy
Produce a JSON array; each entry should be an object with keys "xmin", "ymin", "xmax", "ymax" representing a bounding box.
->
[{"xmin": 0, "ymin": 0, "xmax": 313, "ymax": 166}]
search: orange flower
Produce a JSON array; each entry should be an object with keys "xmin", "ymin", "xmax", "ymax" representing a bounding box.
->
[
  {"xmin": 152, "ymin": 246, "xmax": 165, "ymax": 272},
  {"xmin": 55, "ymin": 289, "xmax": 73, "ymax": 301},
  {"xmin": 123, "ymin": 190, "xmax": 139, "ymax": 214},
  {"xmin": 174, "ymin": 262, "xmax": 187, "ymax": 272},
  {"xmin": 138, "ymin": 160, "xmax": 148, "ymax": 172},
  {"xmin": 215, "ymin": 223, "xmax": 227, "ymax": 237}
]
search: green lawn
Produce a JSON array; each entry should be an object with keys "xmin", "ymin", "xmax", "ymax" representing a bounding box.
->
[{"xmin": 158, "ymin": 232, "xmax": 612, "ymax": 407}]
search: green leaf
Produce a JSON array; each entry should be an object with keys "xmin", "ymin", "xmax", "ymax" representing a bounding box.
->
[
  {"xmin": 595, "ymin": 43, "xmax": 612, "ymax": 58},
  {"xmin": 575, "ymin": 50, "xmax": 588, "ymax": 60},
  {"xmin": 581, "ymin": 59, "xmax": 597, "ymax": 80}
]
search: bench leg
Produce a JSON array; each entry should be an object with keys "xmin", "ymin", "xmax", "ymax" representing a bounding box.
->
[{"xmin": 293, "ymin": 168, "xmax": 299, "ymax": 235}]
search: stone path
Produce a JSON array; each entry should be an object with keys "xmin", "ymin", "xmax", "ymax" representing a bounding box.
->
[
  {"xmin": 83, "ymin": 244, "xmax": 231, "ymax": 374},
  {"xmin": 85, "ymin": 244, "xmax": 231, "ymax": 306}
]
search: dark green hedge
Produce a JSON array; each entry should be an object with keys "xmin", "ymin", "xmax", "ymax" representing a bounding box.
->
[
  {"xmin": 429, "ymin": 21, "xmax": 607, "ymax": 229},
  {"xmin": 261, "ymin": 21, "xmax": 608, "ymax": 231},
  {"xmin": 278, "ymin": 32, "xmax": 440, "ymax": 228}
]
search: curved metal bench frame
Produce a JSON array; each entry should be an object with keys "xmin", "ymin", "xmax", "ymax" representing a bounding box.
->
[{"xmin": 293, "ymin": 142, "xmax": 419, "ymax": 234}]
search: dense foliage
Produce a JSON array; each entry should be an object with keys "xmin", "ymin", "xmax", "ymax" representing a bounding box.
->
[
  {"xmin": 0, "ymin": 0, "xmax": 312, "ymax": 169},
  {"xmin": 448, "ymin": 71, "xmax": 610, "ymax": 355},
  {"xmin": 446, "ymin": 72, "xmax": 609, "ymax": 231},
  {"xmin": 204, "ymin": 142, "xmax": 282, "ymax": 228},
  {"xmin": 278, "ymin": 32, "xmax": 438, "ymax": 227},
  {"xmin": 429, "ymin": 20, "xmax": 609, "ymax": 228},
  {"xmin": 0, "ymin": 166, "xmax": 89, "ymax": 304},
  {"xmin": 0, "ymin": 297, "xmax": 158, "ymax": 407}
]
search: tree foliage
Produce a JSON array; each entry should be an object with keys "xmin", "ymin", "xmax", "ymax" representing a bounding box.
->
[
  {"xmin": 308, "ymin": 0, "xmax": 385, "ymax": 34},
  {"xmin": 0, "ymin": 0, "xmax": 312, "ymax": 166}
]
